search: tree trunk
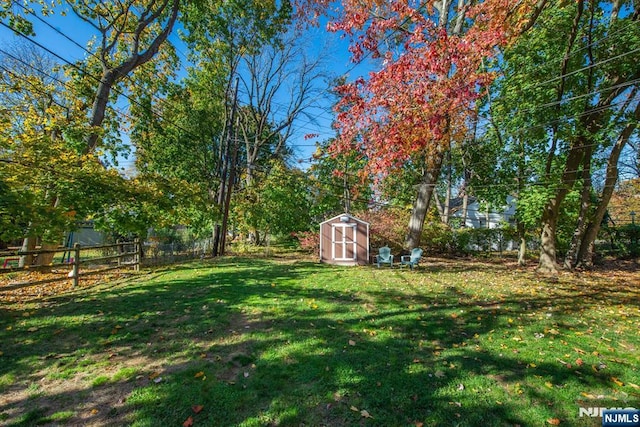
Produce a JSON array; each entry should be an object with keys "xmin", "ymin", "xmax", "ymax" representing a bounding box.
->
[
  {"xmin": 18, "ymin": 234, "xmax": 36, "ymax": 268},
  {"xmin": 564, "ymin": 145, "xmax": 594, "ymax": 269},
  {"xmin": 38, "ymin": 242, "xmax": 59, "ymax": 268},
  {"xmin": 405, "ymin": 153, "xmax": 444, "ymax": 250},
  {"xmin": 563, "ymin": 180, "xmax": 591, "ymax": 270},
  {"xmin": 537, "ymin": 137, "xmax": 586, "ymax": 274},
  {"xmin": 538, "ymin": 204, "xmax": 559, "ymax": 274},
  {"xmin": 443, "ymin": 150, "xmax": 452, "ymax": 224},
  {"xmin": 433, "ymin": 191, "xmax": 445, "ymax": 222},
  {"xmin": 517, "ymin": 220, "xmax": 527, "ymax": 266},
  {"xmin": 461, "ymin": 192, "xmax": 469, "ymax": 227}
]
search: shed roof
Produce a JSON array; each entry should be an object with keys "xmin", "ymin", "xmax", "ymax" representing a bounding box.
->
[{"xmin": 320, "ymin": 213, "xmax": 370, "ymax": 226}]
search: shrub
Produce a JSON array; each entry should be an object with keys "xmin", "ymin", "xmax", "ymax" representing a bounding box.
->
[
  {"xmin": 294, "ymin": 230, "xmax": 320, "ymax": 254},
  {"xmin": 354, "ymin": 208, "xmax": 409, "ymax": 253}
]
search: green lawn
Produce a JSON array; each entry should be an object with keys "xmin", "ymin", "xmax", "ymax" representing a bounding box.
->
[{"xmin": 0, "ymin": 257, "xmax": 638, "ymax": 426}]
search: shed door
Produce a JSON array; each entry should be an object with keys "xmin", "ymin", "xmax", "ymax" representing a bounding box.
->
[{"xmin": 332, "ymin": 224, "xmax": 357, "ymax": 261}]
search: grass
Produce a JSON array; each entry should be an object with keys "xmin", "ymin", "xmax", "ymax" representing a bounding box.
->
[{"xmin": 0, "ymin": 256, "xmax": 638, "ymax": 426}]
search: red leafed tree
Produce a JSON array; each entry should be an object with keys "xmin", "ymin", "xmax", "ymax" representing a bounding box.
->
[{"xmin": 319, "ymin": 0, "xmax": 540, "ymax": 249}]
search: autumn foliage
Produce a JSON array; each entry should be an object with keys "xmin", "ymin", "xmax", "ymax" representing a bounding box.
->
[{"xmin": 320, "ymin": 0, "xmax": 539, "ymax": 177}]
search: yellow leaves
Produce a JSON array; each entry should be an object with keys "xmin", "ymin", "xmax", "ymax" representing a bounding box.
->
[
  {"xmin": 349, "ymin": 406, "xmax": 373, "ymax": 419},
  {"xmin": 611, "ymin": 377, "xmax": 625, "ymax": 387},
  {"xmin": 514, "ymin": 383, "xmax": 524, "ymax": 395}
]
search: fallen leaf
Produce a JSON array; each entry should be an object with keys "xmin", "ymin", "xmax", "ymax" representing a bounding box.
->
[
  {"xmin": 90, "ymin": 408, "xmax": 99, "ymax": 415},
  {"xmin": 194, "ymin": 371, "xmax": 205, "ymax": 378},
  {"xmin": 183, "ymin": 416, "xmax": 194, "ymax": 427},
  {"xmin": 547, "ymin": 418, "xmax": 560, "ymax": 425},
  {"xmin": 350, "ymin": 405, "xmax": 359, "ymax": 412},
  {"xmin": 629, "ymin": 383, "xmax": 640, "ymax": 390},
  {"xmin": 545, "ymin": 382, "xmax": 554, "ymax": 389},
  {"xmin": 243, "ymin": 372, "xmax": 249, "ymax": 378},
  {"xmin": 348, "ymin": 340, "xmax": 356, "ymax": 346},
  {"xmin": 149, "ymin": 371, "xmax": 160, "ymax": 380},
  {"xmin": 611, "ymin": 377, "xmax": 624, "ymax": 387},
  {"xmin": 575, "ymin": 358, "xmax": 584, "ymax": 366},
  {"xmin": 192, "ymin": 405, "xmax": 203, "ymax": 414},
  {"xmin": 435, "ymin": 370, "xmax": 445, "ymax": 378},
  {"xmin": 361, "ymin": 409, "xmax": 373, "ymax": 418}
]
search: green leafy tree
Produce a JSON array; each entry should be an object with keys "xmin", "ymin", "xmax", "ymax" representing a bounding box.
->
[
  {"xmin": 231, "ymin": 161, "xmax": 312, "ymax": 244},
  {"xmin": 486, "ymin": 1, "xmax": 640, "ymax": 273}
]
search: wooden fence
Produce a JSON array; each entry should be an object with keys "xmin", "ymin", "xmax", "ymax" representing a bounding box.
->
[{"xmin": 0, "ymin": 240, "xmax": 141, "ymax": 291}]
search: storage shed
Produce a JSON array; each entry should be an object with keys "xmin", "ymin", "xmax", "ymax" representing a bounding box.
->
[{"xmin": 319, "ymin": 213, "xmax": 370, "ymax": 266}]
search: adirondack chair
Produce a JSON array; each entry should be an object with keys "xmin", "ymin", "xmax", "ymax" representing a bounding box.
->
[
  {"xmin": 400, "ymin": 248, "xmax": 423, "ymax": 269},
  {"xmin": 374, "ymin": 246, "xmax": 394, "ymax": 267}
]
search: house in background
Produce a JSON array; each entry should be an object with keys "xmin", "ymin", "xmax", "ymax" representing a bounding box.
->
[
  {"xmin": 66, "ymin": 221, "xmax": 105, "ymax": 246},
  {"xmin": 450, "ymin": 196, "xmax": 517, "ymax": 229},
  {"xmin": 319, "ymin": 213, "xmax": 370, "ymax": 266}
]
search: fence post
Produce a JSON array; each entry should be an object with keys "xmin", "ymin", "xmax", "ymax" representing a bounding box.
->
[
  {"xmin": 72, "ymin": 243, "xmax": 80, "ymax": 287},
  {"xmin": 135, "ymin": 238, "xmax": 141, "ymax": 272}
]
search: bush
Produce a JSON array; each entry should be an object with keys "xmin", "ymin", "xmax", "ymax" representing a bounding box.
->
[
  {"xmin": 294, "ymin": 230, "xmax": 320, "ymax": 254},
  {"xmin": 354, "ymin": 208, "xmax": 409, "ymax": 253}
]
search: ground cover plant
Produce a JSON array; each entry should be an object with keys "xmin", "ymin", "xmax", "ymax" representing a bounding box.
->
[{"xmin": 0, "ymin": 257, "xmax": 638, "ymax": 426}]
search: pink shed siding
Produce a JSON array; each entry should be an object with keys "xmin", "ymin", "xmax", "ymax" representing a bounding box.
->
[{"xmin": 319, "ymin": 214, "xmax": 370, "ymax": 266}]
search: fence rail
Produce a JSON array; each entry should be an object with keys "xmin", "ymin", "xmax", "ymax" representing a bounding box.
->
[{"xmin": 0, "ymin": 240, "xmax": 142, "ymax": 291}]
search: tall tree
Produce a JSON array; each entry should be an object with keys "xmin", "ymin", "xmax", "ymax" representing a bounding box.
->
[
  {"xmin": 66, "ymin": 0, "xmax": 181, "ymax": 153},
  {"xmin": 324, "ymin": 0, "xmax": 540, "ymax": 249},
  {"xmin": 236, "ymin": 28, "xmax": 327, "ymax": 187},
  {"xmin": 0, "ymin": 41, "xmax": 149, "ymax": 263},
  {"xmin": 492, "ymin": 1, "xmax": 640, "ymax": 273}
]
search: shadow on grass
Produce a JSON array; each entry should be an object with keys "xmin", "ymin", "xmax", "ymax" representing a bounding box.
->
[{"xmin": 0, "ymin": 257, "xmax": 636, "ymax": 426}]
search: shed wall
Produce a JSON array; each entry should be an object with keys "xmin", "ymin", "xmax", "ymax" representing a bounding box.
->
[{"xmin": 319, "ymin": 216, "xmax": 369, "ymax": 266}]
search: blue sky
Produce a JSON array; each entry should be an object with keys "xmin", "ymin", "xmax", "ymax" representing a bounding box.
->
[{"xmin": 0, "ymin": 6, "xmax": 373, "ymax": 172}]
